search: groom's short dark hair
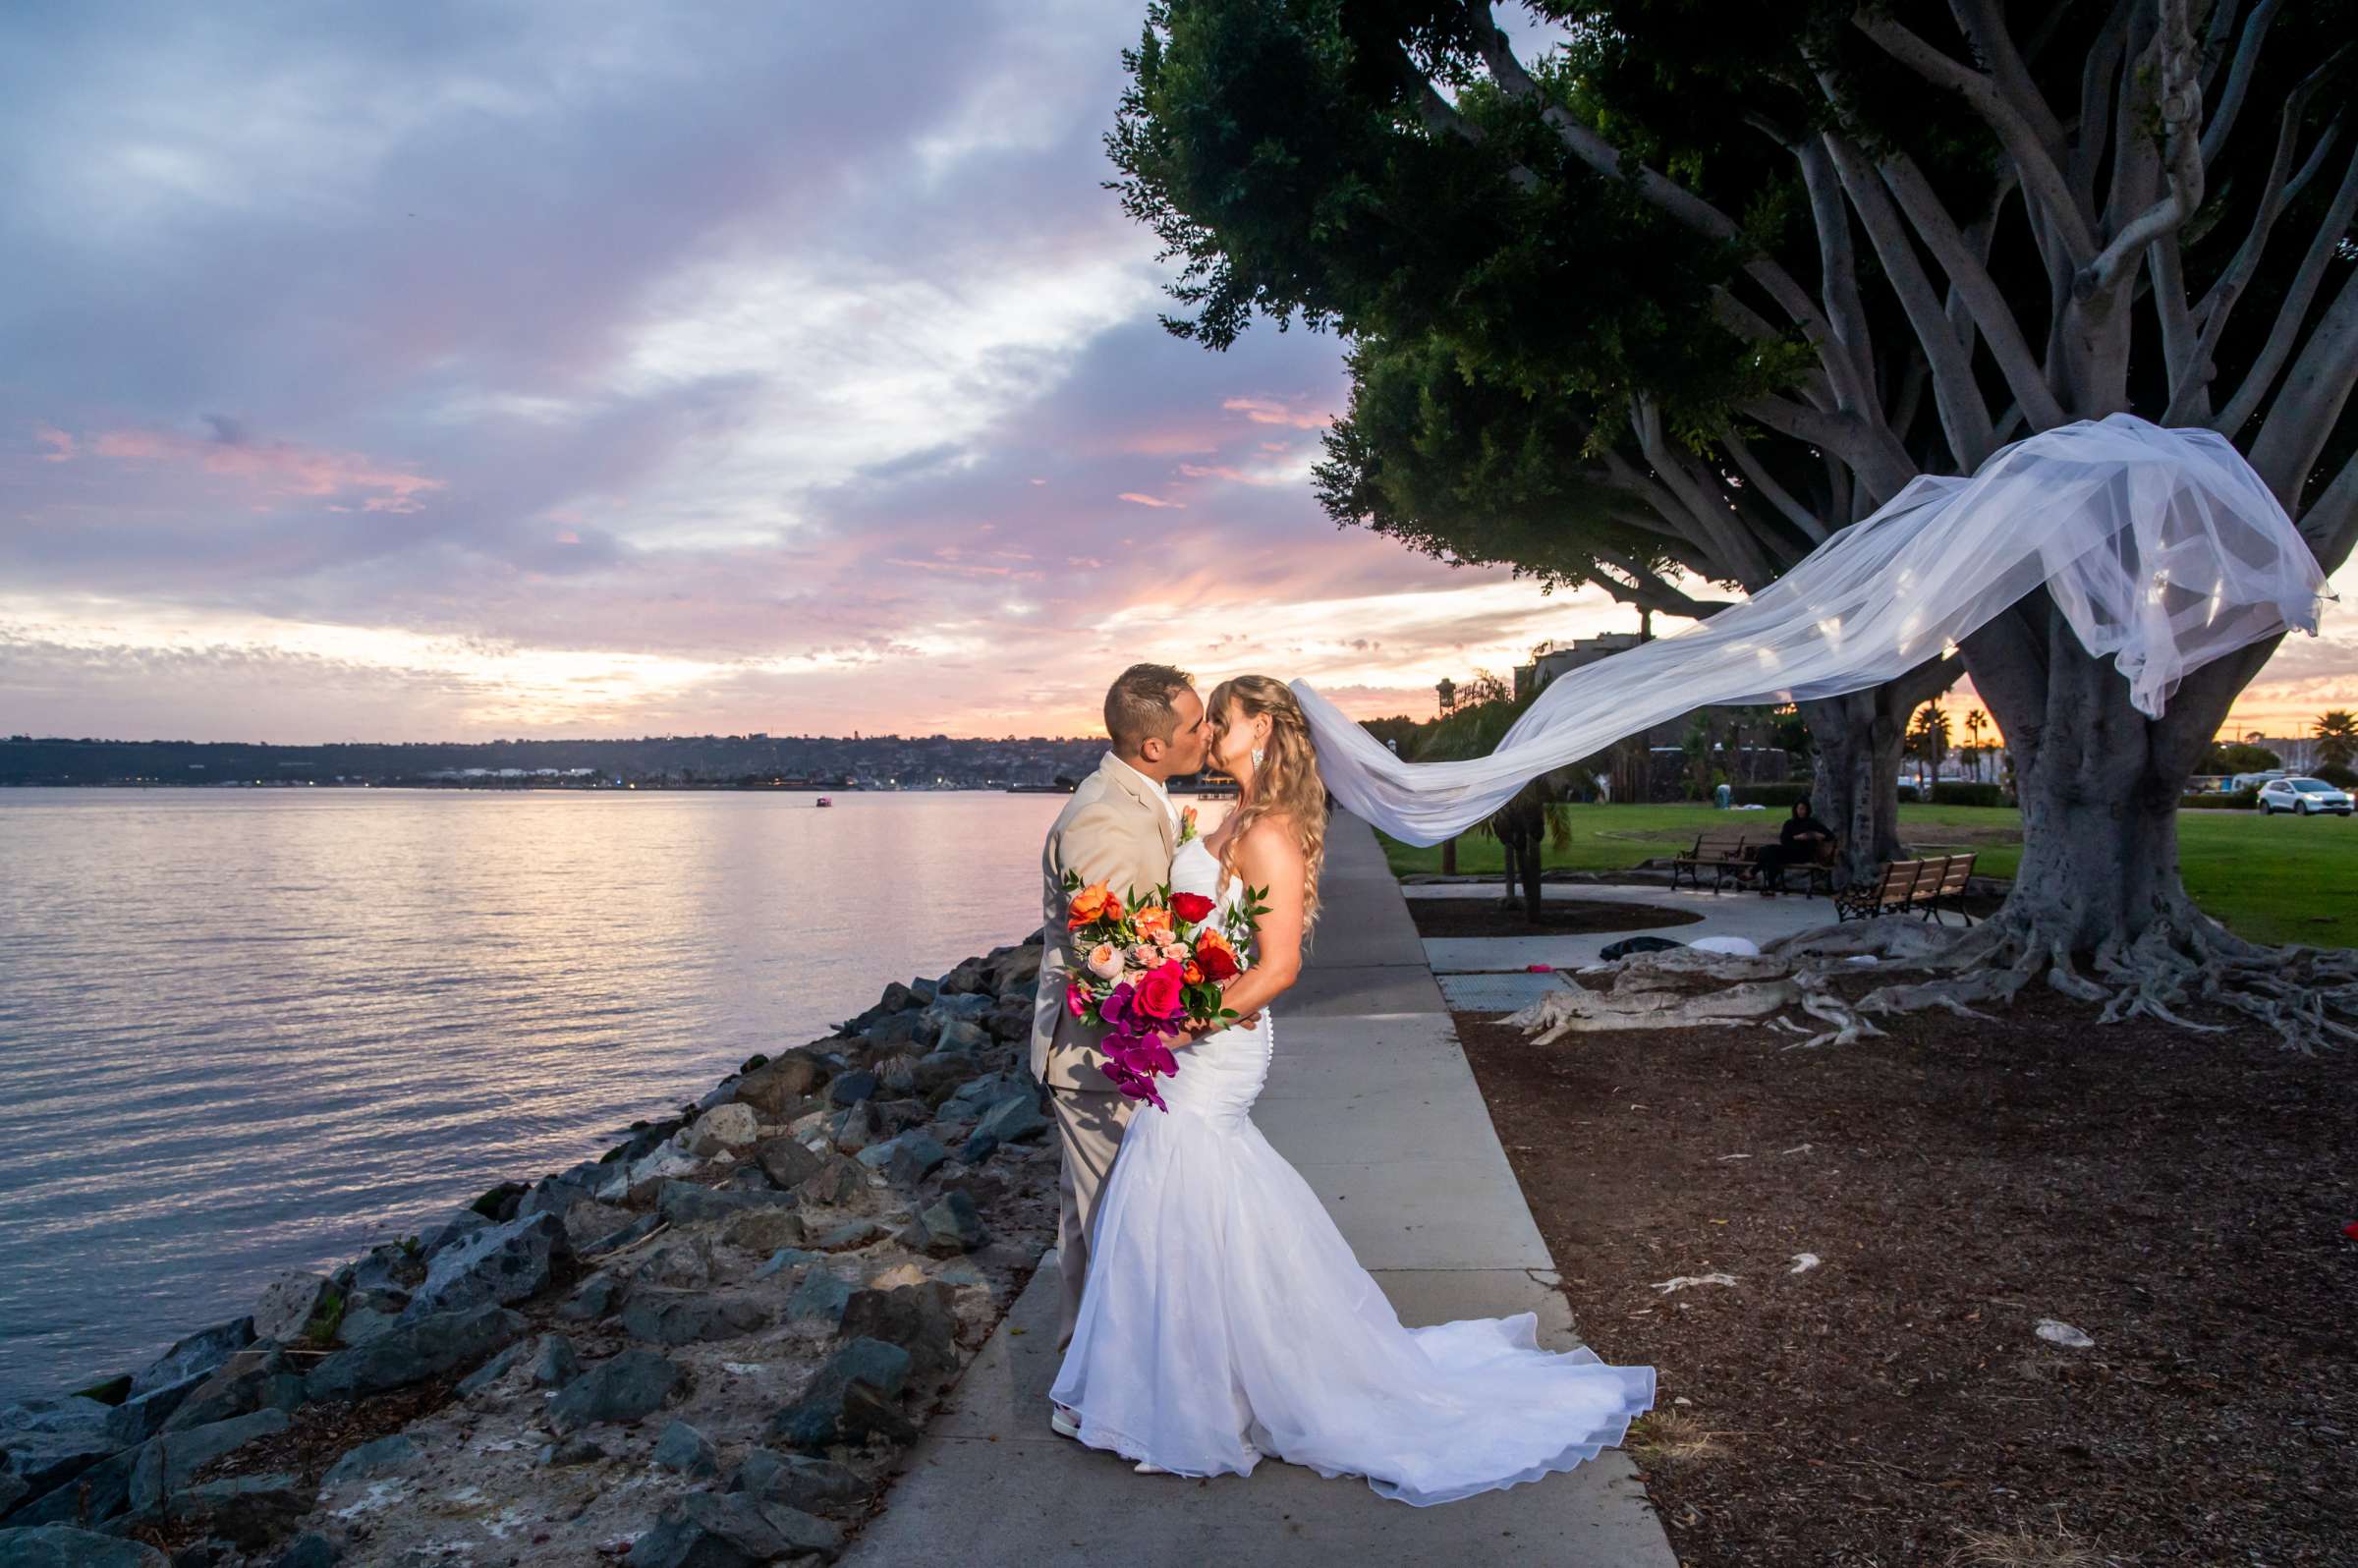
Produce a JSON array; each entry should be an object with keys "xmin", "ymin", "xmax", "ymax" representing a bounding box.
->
[{"xmin": 1105, "ymin": 663, "xmax": 1195, "ymax": 752}]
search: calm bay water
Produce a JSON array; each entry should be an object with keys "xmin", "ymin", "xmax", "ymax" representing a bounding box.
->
[{"xmin": 0, "ymin": 787, "xmax": 1067, "ymax": 1400}]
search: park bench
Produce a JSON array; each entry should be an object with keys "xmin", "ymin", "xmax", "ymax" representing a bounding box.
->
[
  {"xmin": 1918, "ymin": 852, "xmax": 1978, "ymax": 925},
  {"xmin": 1832, "ymin": 853, "xmax": 1980, "ymax": 924},
  {"xmin": 1834, "ymin": 858, "xmax": 1930, "ymax": 921},
  {"xmin": 1670, "ymin": 829, "xmax": 1752, "ymax": 893}
]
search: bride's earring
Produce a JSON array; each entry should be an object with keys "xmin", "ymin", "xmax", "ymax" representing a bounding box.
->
[{"xmin": 1250, "ymin": 747, "xmax": 1264, "ymax": 768}]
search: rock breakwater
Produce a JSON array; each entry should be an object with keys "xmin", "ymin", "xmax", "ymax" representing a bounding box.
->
[{"xmin": 0, "ymin": 934, "xmax": 1055, "ymax": 1567}]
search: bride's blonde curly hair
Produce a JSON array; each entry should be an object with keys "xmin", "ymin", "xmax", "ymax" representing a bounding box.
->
[{"xmin": 1207, "ymin": 674, "xmax": 1326, "ymax": 931}]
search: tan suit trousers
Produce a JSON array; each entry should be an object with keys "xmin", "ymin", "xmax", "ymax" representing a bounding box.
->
[{"xmin": 1049, "ymin": 1084, "xmax": 1139, "ymax": 1354}]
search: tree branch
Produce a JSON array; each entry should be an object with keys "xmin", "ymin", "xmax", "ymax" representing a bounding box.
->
[
  {"xmin": 2167, "ymin": 82, "xmax": 2343, "ymax": 422},
  {"xmin": 2077, "ymin": 0, "xmax": 2206, "ymax": 302},
  {"xmin": 1469, "ymin": 5, "xmax": 1881, "ymax": 419},
  {"xmin": 2200, "ymin": 0, "xmax": 2287, "ymax": 167},
  {"xmin": 2296, "ymin": 445, "xmax": 2358, "ymax": 573},
  {"xmin": 2068, "ymin": 0, "xmax": 2135, "ymax": 212},
  {"xmin": 1722, "ymin": 427, "xmax": 1830, "ymax": 545},
  {"xmin": 1821, "ymin": 127, "xmax": 1997, "ymax": 467},
  {"xmin": 1783, "ymin": 125, "xmax": 1879, "ymax": 408},
  {"xmin": 1869, "ymin": 144, "xmax": 2072, "ymax": 430},
  {"xmin": 2245, "ymin": 263, "xmax": 2358, "ymax": 510},
  {"xmin": 1740, "ymin": 393, "xmax": 1918, "ymax": 504},
  {"xmin": 1632, "ymin": 398, "xmax": 1781, "ymax": 588},
  {"xmin": 2214, "ymin": 141, "xmax": 2358, "ymax": 435},
  {"xmin": 1851, "ymin": 8, "xmax": 2098, "ymax": 263},
  {"xmin": 1948, "ymin": 0, "xmax": 2068, "ymax": 153}
]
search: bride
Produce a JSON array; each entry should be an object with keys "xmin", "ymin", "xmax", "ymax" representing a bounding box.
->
[{"xmin": 1047, "ymin": 674, "xmax": 1656, "ymax": 1505}]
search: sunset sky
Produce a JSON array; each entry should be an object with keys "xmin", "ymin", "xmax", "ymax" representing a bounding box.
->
[{"xmin": 4, "ymin": 1, "xmax": 2351, "ymax": 745}]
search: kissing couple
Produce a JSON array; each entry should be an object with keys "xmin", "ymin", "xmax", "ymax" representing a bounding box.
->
[{"xmin": 1030, "ymin": 663, "xmax": 1655, "ymax": 1505}]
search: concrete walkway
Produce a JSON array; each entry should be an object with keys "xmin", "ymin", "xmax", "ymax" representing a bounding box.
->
[
  {"xmin": 842, "ymin": 815, "xmax": 1675, "ymax": 1568},
  {"xmin": 1412, "ymin": 880, "xmax": 1837, "ymax": 1012}
]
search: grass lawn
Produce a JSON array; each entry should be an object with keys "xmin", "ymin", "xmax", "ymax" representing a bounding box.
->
[{"xmin": 1377, "ymin": 802, "xmax": 2356, "ymax": 947}]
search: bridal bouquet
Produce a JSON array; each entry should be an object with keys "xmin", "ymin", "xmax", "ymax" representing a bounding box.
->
[{"xmin": 1058, "ymin": 868, "xmax": 1264, "ymax": 1111}]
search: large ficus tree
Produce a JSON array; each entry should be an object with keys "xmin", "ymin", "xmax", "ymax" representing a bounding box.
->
[{"xmin": 1112, "ymin": 0, "xmax": 2357, "ymax": 1041}]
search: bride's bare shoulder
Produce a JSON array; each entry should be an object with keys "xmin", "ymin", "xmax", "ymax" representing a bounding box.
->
[{"xmin": 1231, "ymin": 812, "xmax": 1307, "ymax": 867}]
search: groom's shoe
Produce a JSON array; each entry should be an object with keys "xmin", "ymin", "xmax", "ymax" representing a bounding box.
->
[{"xmin": 1049, "ymin": 1402, "xmax": 1082, "ymax": 1439}]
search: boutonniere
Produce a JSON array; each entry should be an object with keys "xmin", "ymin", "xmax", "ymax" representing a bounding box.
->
[{"xmin": 1177, "ymin": 805, "xmax": 1200, "ymax": 844}]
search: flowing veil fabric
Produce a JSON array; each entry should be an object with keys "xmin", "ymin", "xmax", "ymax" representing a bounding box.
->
[{"xmin": 1295, "ymin": 416, "xmax": 2330, "ymax": 846}]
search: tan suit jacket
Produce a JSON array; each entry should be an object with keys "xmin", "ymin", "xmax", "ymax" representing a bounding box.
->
[{"xmin": 1031, "ymin": 752, "xmax": 1179, "ymax": 1091}]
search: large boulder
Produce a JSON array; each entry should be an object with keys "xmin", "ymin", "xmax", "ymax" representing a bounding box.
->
[
  {"xmin": 619, "ymin": 1292, "xmax": 773, "ymax": 1347},
  {"xmin": 654, "ymin": 1182, "xmax": 799, "ymax": 1228},
  {"xmin": 650, "ymin": 1420, "xmax": 718, "ymax": 1480},
  {"xmin": 100, "ymin": 1373, "xmax": 202, "ymax": 1447},
  {"xmin": 415, "ymin": 1207, "xmax": 490, "ymax": 1258},
  {"xmin": 321, "ymin": 1433, "xmax": 415, "ymax": 1487},
  {"xmin": 158, "ymin": 1345, "xmax": 305, "ymax": 1433},
  {"xmin": 146, "ymin": 1471, "xmax": 311, "ymax": 1550},
  {"xmin": 548, "ymin": 1349, "xmax": 682, "ymax": 1432},
  {"xmin": 769, "ymin": 1338, "xmax": 912, "ymax": 1450},
  {"xmin": 901, "ymin": 1192, "xmax": 990, "ymax": 1257},
  {"xmin": 838, "ymin": 1283, "xmax": 960, "ymax": 1378},
  {"xmin": 972, "ymin": 1092, "xmax": 1048, "ymax": 1147},
  {"xmin": 727, "ymin": 1448, "xmax": 867, "ymax": 1515},
  {"xmin": 306, "ymin": 1304, "xmax": 525, "ymax": 1402},
  {"xmin": 732, "ymin": 1057, "xmax": 821, "ymax": 1119},
  {"xmin": 560, "ymin": 1200, "xmax": 637, "ymax": 1250},
  {"xmin": 794, "ymin": 1157, "xmax": 871, "ymax": 1208},
  {"xmin": 782, "ymin": 1270, "xmax": 855, "ymax": 1328},
  {"xmin": 751, "ymin": 1136, "xmax": 823, "ymax": 1191},
  {"xmin": 626, "ymin": 1492, "xmax": 844, "ymax": 1568},
  {"xmin": 987, "ymin": 943, "xmax": 1043, "ymax": 995},
  {"xmin": 685, "ymin": 1103, "xmax": 760, "ymax": 1156},
  {"xmin": 717, "ymin": 1206, "xmax": 806, "ymax": 1255},
  {"xmin": 128, "ymin": 1319, "xmax": 253, "ymax": 1399},
  {"xmin": 252, "ymin": 1273, "xmax": 333, "ymax": 1346},
  {"xmin": 826, "ymin": 1071, "xmax": 878, "ymax": 1108},
  {"xmin": 129, "ymin": 1409, "xmax": 292, "ymax": 1514},
  {"xmin": 403, "ymin": 1211, "xmax": 571, "ymax": 1318},
  {"xmin": 557, "ymin": 1271, "xmax": 626, "ymax": 1323},
  {"xmin": 858, "ymin": 1131, "xmax": 947, "ymax": 1188},
  {"xmin": 0, "ymin": 1399, "xmax": 115, "ymax": 1498},
  {"xmin": 0, "ymin": 1526, "xmax": 166, "ymax": 1567}
]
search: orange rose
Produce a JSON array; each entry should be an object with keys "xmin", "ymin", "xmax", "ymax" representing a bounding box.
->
[
  {"xmin": 1182, "ymin": 960, "xmax": 1204, "ymax": 984},
  {"xmin": 1133, "ymin": 904, "xmax": 1174, "ymax": 942},
  {"xmin": 1066, "ymin": 881, "xmax": 1116, "ymax": 927}
]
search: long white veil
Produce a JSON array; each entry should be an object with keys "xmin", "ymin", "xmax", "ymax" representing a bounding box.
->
[{"xmin": 1294, "ymin": 416, "xmax": 2330, "ymax": 846}]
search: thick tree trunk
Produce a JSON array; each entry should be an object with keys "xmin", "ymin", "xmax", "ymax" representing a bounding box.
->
[
  {"xmin": 1799, "ymin": 659, "xmax": 1954, "ymax": 886},
  {"xmin": 1963, "ymin": 598, "xmax": 2252, "ymax": 951}
]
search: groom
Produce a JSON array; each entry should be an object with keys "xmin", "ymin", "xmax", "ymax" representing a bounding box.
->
[{"xmin": 1033, "ymin": 663, "xmax": 1208, "ymax": 1371}]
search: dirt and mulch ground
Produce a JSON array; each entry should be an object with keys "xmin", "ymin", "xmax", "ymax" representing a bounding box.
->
[
  {"xmin": 1456, "ymin": 987, "xmax": 2356, "ymax": 1568},
  {"xmin": 1407, "ymin": 896, "xmax": 1705, "ymax": 940}
]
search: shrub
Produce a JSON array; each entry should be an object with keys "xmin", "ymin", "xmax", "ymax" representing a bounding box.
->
[
  {"xmin": 1929, "ymin": 782, "xmax": 2004, "ymax": 807},
  {"xmin": 2315, "ymin": 762, "xmax": 2358, "ymax": 789},
  {"xmin": 2181, "ymin": 789, "xmax": 2259, "ymax": 810},
  {"xmin": 1732, "ymin": 783, "xmax": 1812, "ymax": 808}
]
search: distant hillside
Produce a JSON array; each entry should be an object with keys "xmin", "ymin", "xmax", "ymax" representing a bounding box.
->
[{"xmin": 0, "ymin": 733, "xmax": 1110, "ymax": 789}]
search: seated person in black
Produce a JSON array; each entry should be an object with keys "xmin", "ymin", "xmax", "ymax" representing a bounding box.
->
[{"xmin": 1746, "ymin": 799, "xmax": 1837, "ymax": 895}]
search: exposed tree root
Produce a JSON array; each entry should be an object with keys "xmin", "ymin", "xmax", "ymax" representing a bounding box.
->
[{"xmin": 1504, "ymin": 907, "xmax": 2358, "ymax": 1054}]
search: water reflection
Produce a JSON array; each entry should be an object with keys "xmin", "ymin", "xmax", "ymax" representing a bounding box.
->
[{"xmin": 0, "ymin": 788, "xmax": 1063, "ymax": 1397}]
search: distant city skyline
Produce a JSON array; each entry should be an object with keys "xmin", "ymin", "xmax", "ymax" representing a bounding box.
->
[{"xmin": 3, "ymin": 3, "xmax": 2351, "ymax": 745}]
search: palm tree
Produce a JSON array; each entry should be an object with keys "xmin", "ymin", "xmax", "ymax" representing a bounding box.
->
[
  {"xmin": 2315, "ymin": 710, "xmax": 2358, "ymax": 773},
  {"xmin": 1962, "ymin": 708, "xmax": 1988, "ymax": 783},
  {"xmin": 1908, "ymin": 703, "xmax": 1951, "ymax": 796}
]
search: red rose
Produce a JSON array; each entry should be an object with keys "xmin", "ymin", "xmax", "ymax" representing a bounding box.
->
[
  {"xmin": 1170, "ymin": 891, "xmax": 1216, "ymax": 926},
  {"xmin": 1194, "ymin": 931, "xmax": 1241, "ymax": 982},
  {"xmin": 1134, "ymin": 960, "xmax": 1186, "ymax": 1023}
]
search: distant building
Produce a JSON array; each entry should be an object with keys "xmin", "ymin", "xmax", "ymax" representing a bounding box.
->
[{"xmin": 1513, "ymin": 634, "xmax": 1645, "ymax": 698}]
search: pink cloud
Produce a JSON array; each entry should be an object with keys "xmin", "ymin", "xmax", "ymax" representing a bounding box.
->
[
  {"xmin": 1118, "ymin": 492, "xmax": 1183, "ymax": 509},
  {"xmin": 1223, "ymin": 396, "xmax": 1331, "ymax": 429},
  {"xmin": 78, "ymin": 423, "xmax": 444, "ymax": 511},
  {"xmin": 35, "ymin": 425, "xmax": 77, "ymax": 462}
]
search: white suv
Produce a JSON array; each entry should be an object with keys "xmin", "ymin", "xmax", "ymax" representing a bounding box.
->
[{"xmin": 2256, "ymin": 776, "xmax": 2354, "ymax": 816}]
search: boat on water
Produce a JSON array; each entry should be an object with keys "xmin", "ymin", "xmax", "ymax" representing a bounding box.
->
[{"xmin": 815, "ymin": 796, "xmax": 833, "ymax": 808}]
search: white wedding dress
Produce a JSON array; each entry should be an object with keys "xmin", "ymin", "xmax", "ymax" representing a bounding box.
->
[{"xmin": 1048, "ymin": 837, "xmax": 1656, "ymax": 1505}]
